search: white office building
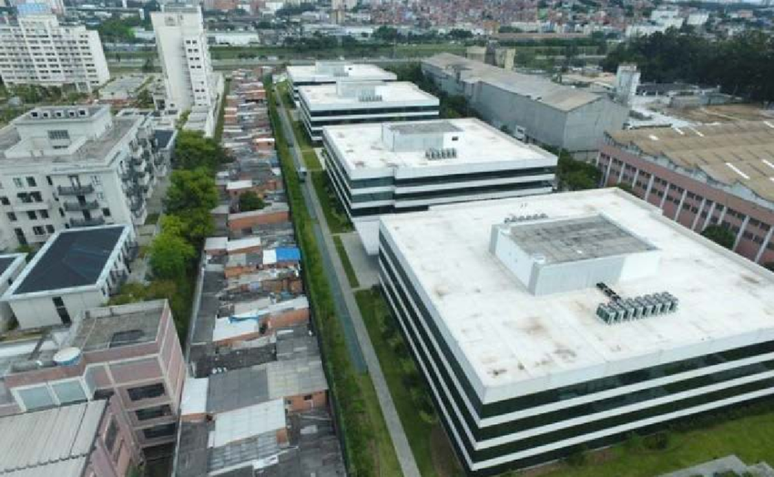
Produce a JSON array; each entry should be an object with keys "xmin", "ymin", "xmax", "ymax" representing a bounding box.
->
[
  {"xmin": 0, "ymin": 105, "xmax": 166, "ymax": 250},
  {"xmin": 0, "ymin": 13, "xmax": 109, "ymax": 92},
  {"xmin": 287, "ymin": 61, "xmax": 397, "ymax": 101},
  {"xmin": 323, "ymin": 118, "xmax": 557, "ymax": 253},
  {"xmin": 378, "ymin": 189, "xmax": 774, "ymax": 475},
  {"xmin": 152, "ymin": 5, "xmax": 222, "ymax": 136},
  {"xmin": 2, "ymin": 224, "xmax": 135, "ymax": 329},
  {"xmin": 299, "ymin": 81, "xmax": 439, "ymax": 142}
]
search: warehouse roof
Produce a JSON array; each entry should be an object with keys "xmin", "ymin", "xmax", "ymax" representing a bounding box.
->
[
  {"xmin": 423, "ymin": 53, "xmax": 601, "ymax": 111},
  {"xmin": 380, "ymin": 189, "xmax": 774, "ymax": 403},
  {"xmin": 7, "ymin": 225, "xmax": 130, "ymax": 296},
  {"xmin": 607, "ymin": 121, "xmax": 774, "ymax": 203},
  {"xmin": 299, "ymin": 81, "xmax": 438, "ymax": 110},
  {"xmin": 324, "ymin": 118, "xmax": 556, "ymax": 172},
  {"xmin": 0, "ymin": 400, "xmax": 106, "ymax": 476}
]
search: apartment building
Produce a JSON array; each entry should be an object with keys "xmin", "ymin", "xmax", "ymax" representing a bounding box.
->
[
  {"xmin": 2, "ymin": 225, "xmax": 135, "ymax": 329},
  {"xmin": 323, "ymin": 118, "xmax": 557, "ymax": 253},
  {"xmin": 0, "ymin": 105, "xmax": 165, "ymax": 250},
  {"xmin": 0, "ymin": 300, "xmax": 185, "ymax": 453},
  {"xmin": 597, "ymin": 121, "xmax": 774, "ymax": 266},
  {"xmin": 379, "ymin": 189, "xmax": 774, "ymax": 475},
  {"xmin": 287, "ymin": 61, "xmax": 397, "ymax": 101},
  {"xmin": 299, "ymin": 81, "xmax": 439, "ymax": 142},
  {"xmin": 0, "ymin": 253, "xmax": 27, "ymax": 331},
  {"xmin": 0, "ymin": 399, "xmax": 142, "ymax": 477},
  {"xmin": 152, "ymin": 5, "xmax": 222, "ymax": 135},
  {"xmin": 0, "ymin": 12, "xmax": 109, "ymax": 92}
]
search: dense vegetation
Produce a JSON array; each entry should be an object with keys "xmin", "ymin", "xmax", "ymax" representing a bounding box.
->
[{"xmin": 602, "ymin": 29, "xmax": 774, "ymax": 102}]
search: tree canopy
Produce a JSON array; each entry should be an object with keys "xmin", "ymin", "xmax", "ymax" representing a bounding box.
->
[
  {"xmin": 165, "ymin": 169, "xmax": 219, "ymax": 214},
  {"xmin": 239, "ymin": 191, "xmax": 266, "ymax": 212},
  {"xmin": 149, "ymin": 228, "xmax": 196, "ymax": 280},
  {"xmin": 602, "ymin": 29, "xmax": 774, "ymax": 102},
  {"xmin": 701, "ymin": 225, "xmax": 735, "ymax": 249},
  {"xmin": 174, "ymin": 130, "xmax": 227, "ymax": 171}
]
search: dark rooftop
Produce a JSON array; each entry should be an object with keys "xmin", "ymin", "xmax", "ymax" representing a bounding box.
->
[
  {"xmin": 12, "ymin": 226, "xmax": 127, "ymax": 295},
  {"xmin": 192, "ymin": 345, "xmax": 276, "ymax": 378},
  {"xmin": 154, "ymin": 129, "xmax": 176, "ymax": 150},
  {"xmin": 207, "ymin": 367, "xmax": 269, "ymax": 413},
  {"xmin": 0, "ymin": 255, "xmax": 21, "ymax": 277}
]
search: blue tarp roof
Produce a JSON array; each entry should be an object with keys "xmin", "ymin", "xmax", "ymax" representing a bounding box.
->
[{"xmin": 275, "ymin": 247, "xmax": 301, "ymax": 262}]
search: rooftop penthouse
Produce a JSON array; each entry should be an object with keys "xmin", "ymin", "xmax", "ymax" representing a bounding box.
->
[
  {"xmin": 323, "ymin": 118, "xmax": 557, "ymax": 253},
  {"xmin": 286, "ymin": 61, "xmax": 397, "ymax": 99},
  {"xmin": 299, "ymin": 81, "xmax": 439, "ymax": 142},
  {"xmin": 379, "ymin": 189, "xmax": 774, "ymax": 474}
]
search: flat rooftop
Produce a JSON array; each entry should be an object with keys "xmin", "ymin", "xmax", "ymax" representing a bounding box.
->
[
  {"xmin": 287, "ymin": 63, "xmax": 396, "ymax": 84},
  {"xmin": 67, "ymin": 300, "xmax": 166, "ymax": 352},
  {"xmin": 0, "ymin": 400, "xmax": 106, "ymax": 475},
  {"xmin": 298, "ymin": 81, "xmax": 438, "ymax": 109},
  {"xmin": 324, "ymin": 118, "xmax": 556, "ymax": 172},
  {"xmin": 7, "ymin": 225, "xmax": 129, "ymax": 296},
  {"xmin": 380, "ymin": 189, "xmax": 774, "ymax": 402},
  {"xmin": 0, "ymin": 253, "xmax": 25, "ymax": 278},
  {"xmin": 607, "ymin": 120, "xmax": 774, "ymax": 203}
]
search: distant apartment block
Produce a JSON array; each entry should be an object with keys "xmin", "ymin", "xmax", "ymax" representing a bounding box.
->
[
  {"xmin": 0, "ymin": 13, "xmax": 109, "ymax": 92},
  {"xmin": 0, "ymin": 300, "xmax": 185, "ymax": 452},
  {"xmin": 597, "ymin": 121, "xmax": 774, "ymax": 266},
  {"xmin": 299, "ymin": 80, "xmax": 439, "ymax": 142},
  {"xmin": 323, "ymin": 118, "xmax": 557, "ymax": 253},
  {"xmin": 0, "ymin": 105, "xmax": 166, "ymax": 250},
  {"xmin": 286, "ymin": 61, "xmax": 397, "ymax": 101},
  {"xmin": 421, "ymin": 53, "xmax": 629, "ymax": 158},
  {"xmin": 152, "ymin": 5, "xmax": 223, "ymax": 136},
  {"xmin": 2, "ymin": 225, "xmax": 135, "ymax": 329},
  {"xmin": 0, "ymin": 399, "xmax": 141, "ymax": 477}
]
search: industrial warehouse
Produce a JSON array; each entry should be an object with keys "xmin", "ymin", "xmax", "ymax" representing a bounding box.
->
[
  {"xmin": 378, "ymin": 189, "xmax": 774, "ymax": 475},
  {"xmin": 323, "ymin": 118, "xmax": 557, "ymax": 253}
]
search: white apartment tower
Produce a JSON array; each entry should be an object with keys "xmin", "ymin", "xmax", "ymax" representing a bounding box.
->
[
  {"xmin": 151, "ymin": 5, "xmax": 215, "ymax": 112},
  {"xmin": 0, "ymin": 106, "xmax": 167, "ymax": 250},
  {"xmin": 0, "ymin": 13, "xmax": 109, "ymax": 92}
]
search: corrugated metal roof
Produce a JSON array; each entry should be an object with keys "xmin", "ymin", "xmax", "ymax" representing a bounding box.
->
[{"xmin": 0, "ymin": 401, "xmax": 105, "ymax": 475}]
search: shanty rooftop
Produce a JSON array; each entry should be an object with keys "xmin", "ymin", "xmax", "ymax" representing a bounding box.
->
[
  {"xmin": 324, "ymin": 118, "xmax": 556, "ymax": 172},
  {"xmin": 607, "ymin": 120, "xmax": 774, "ymax": 203},
  {"xmin": 380, "ymin": 189, "xmax": 774, "ymax": 403}
]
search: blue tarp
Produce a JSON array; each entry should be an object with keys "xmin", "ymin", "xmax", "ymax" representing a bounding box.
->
[{"xmin": 275, "ymin": 247, "xmax": 301, "ymax": 262}]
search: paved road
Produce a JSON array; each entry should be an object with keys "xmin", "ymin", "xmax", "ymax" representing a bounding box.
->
[{"xmin": 275, "ymin": 87, "xmax": 421, "ymax": 477}]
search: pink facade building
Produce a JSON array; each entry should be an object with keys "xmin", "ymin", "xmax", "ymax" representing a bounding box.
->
[
  {"xmin": 0, "ymin": 299, "xmax": 185, "ymax": 454},
  {"xmin": 597, "ymin": 121, "xmax": 774, "ymax": 266}
]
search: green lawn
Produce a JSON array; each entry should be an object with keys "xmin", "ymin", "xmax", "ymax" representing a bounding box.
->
[
  {"xmin": 311, "ymin": 171, "xmax": 353, "ymax": 234},
  {"xmin": 357, "ymin": 288, "xmax": 464, "ymax": 477},
  {"xmin": 214, "ymin": 78, "xmax": 232, "ymax": 142},
  {"xmin": 333, "ymin": 235, "xmax": 359, "ymax": 289},
  {"xmin": 268, "ymin": 81, "xmax": 400, "ymax": 476},
  {"xmin": 291, "ymin": 120, "xmax": 323, "ymax": 170}
]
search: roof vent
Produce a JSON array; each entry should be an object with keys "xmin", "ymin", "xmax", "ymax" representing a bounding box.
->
[
  {"xmin": 424, "ymin": 148, "xmax": 457, "ymax": 160},
  {"xmin": 68, "ymin": 110, "xmax": 77, "ymax": 118},
  {"xmin": 42, "ymin": 111, "xmax": 51, "ymax": 118},
  {"xmin": 30, "ymin": 111, "xmax": 39, "ymax": 118},
  {"xmin": 78, "ymin": 108, "xmax": 88, "ymax": 117},
  {"xmin": 55, "ymin": 110, "xmax": 64, "ymax": 118}
]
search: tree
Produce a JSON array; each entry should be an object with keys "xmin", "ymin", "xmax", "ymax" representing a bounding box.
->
[
  {"xmin": 701, "ymin": 225, "xmax": 735, "ymax": 249},
  {"xmin": 239, "ymin": 191, "xmax": 265, "ymax": 212},
  {"xmin": 134, "ymin": 88, "xmax": 153, "ymax": 108},
  {"xmin": 556, "ymin": 151, "xmax": 601, "ymax": 191},
  {"xmin": 174, "ymin": 130, "xmax": 227, "ymax": 171},
  {"xmin": 164, "ymin": 169, "xmax": 219, "ymax": 214},
  {"xmin": 177, "ymin": 208, "xmax": 215, "ymax": 246},
  {"xmin": 149, "ymin": 231, "xmax": 195, "ymax": 280},
  {"xmin": 764, "ymin": 262, "xmax": 774, "ymax": 272},
  {"xmin": 141, "ymin": 57, "xmax": 154, "ymax": 73}
]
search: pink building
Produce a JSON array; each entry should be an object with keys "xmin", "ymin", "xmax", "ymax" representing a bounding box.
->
[
  {"xmin": 0, "ymin": 299, "xmax": 185, "ymax": 454},
  {"xmin": 597, "ymin": 121, "xmax": 774, "ymax": 266},
  {"xmin": 0, "ymin": 397, "xmax": 141, "ymax": 477}
]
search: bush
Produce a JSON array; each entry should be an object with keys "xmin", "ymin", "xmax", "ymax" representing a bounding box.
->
[
  {"xmin": 565, "ymin": 447, "xmax": 589, "ymax": 467},
  {"xmin": 239, "ymin": 191, "xmax": 265, "ymax": 212},
  {"xmin": 643, "ymin": 431, "xmax": 671, "ymax": 451},
  {"xmin": 701, "ymin": 225, "xmax": 735, "ymax": 250}
]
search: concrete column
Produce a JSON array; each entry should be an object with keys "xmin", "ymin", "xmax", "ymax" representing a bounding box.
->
[
  {"xmin": 754, "ymin": 225, "xmax": 774, "ymax": 264},
  {"xmin": 716, "ymin": 205, "xmax": 727, "ymax": 225},
  {"xmin": 691, "ymin": 198, "xmax": 707, "ymax": 231},
  {"xmin": 674, "ymin": 189, "xmax": 688, "ymax": 221},
  {"xmin": 733, "ymin": 215, "xmax": 750, "ymax": 251},
  {"xmin": 702, "ymin": 201, "xmax": 716, "ymax": 231},
  {"xmin": 616, "ymin": 162, "xmax": 626, "ymax": 184},
  {"xmin": 631, "ymin": 168, "xmax": 640, "ymax": 188},
  {"xmin": 643, "ymin": 175, "xmax": 655, "ymax": 202},
  {"xmin": 603, "ymin": 157, "xmax": 614, "ymax": 186},
  {"xmin": 659, "ymin": 183, "xmax": 670, "ymax": 210},
  {"xmin": 594, "ymin": 153, "xmax": 601, "ymax": 167}
]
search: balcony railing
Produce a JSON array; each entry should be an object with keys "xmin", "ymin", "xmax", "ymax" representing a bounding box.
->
[
  {"xmin": 63, "ymin": 200, "xmax": 99, "ymax": 212},
  {"xmin": 58, "ymin": 184, "xmax": 94, "ymax": 195},
  {"xmin": 70, "ymin": 216, "xmax": 105, "ymax": 227}
]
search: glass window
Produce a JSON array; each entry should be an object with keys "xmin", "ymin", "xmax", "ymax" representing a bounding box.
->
[
  {"xmin": 47, "ymin": 130, "xmax": 70, "ymax": 141},
  {"xmin": 26, "ymin": 177, "xmax": 36, "ymax": 187},
  {"xmin": 135, "ymin": 405, "xmax": 171, "ymax": 421},
  {"xmin": 7, "ymin": 212, "xmax": 16, "ymax": 222},
  {"xmin": 17, "ymin": 386, "xmax": 55, "ymax": 410},
  {"xmin": 51, "ymin": 380, "xmax": 86, "ymax": 404},
  {"xmin": 12, "ymin": 178, "xmax": 22, "ymax": 188},
  {"xmin": 104, "ymin": 419, "xmax": 118, "ymax": 452},
  {"xmin": 127, "ymin": 383, "xmax": 165, "ymax": 401},
  {"xmin": 142, "ymin": 423, "xmax": 175, "ymax": 440}
]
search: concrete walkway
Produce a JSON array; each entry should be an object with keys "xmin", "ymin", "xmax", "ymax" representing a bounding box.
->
[
  {"xmin": 339, "ymin": 232, "xmax": 380, "ymax": 290},
  {"xmin": 276, "ymin": 89, "xmax": 420, "ymax": 477}
]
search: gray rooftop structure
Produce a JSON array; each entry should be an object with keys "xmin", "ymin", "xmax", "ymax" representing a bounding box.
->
[
  {"xmin": 421, "ymin": 53, "xmax": 629, "ymax": 158},
  {"xmin": 0, "ymin": 400, "xmax": 106, "ymax": 476}
]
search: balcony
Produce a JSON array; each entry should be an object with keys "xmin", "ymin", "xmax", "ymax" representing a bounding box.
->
[
  {"xmin": 70, "ymin": 216, "xmax": 105, "ymax": 227},
  {"xmin": 58, "ymin": 184, "xmax": 94, "ymax": 195},
  {"xmin": 64, "ymin": 200, "xmax": 99, "ymax": 212}
]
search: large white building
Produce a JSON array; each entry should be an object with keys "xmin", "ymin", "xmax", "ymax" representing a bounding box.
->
[
  {"xmin": 0, "ymin": 13, "xmax": 109, "ymax": 92},
  {"xmin": 0, "ymin": 105, "xmax": 166, "ymax": 250},
  {"xmin": 299, "ymin": 81, "xmax": 439, "ymax": 142},
  {"xmin": 2, "ymin": 224, "xmax": 135, "ymax": 329},
  {"xmin": 378, "ymin": 189, "xmax": 774, "ymax": 475},
  {"xmin": 152, "ymin": 5, "xmax": 222, "ymax": 135},
  {"xmin": 323, "ymin": 118, "xmax": 557, "ymax": 253},
  {"xmin": 287, "ymin": 61, "xmax": 397, "ymax": 101}
]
